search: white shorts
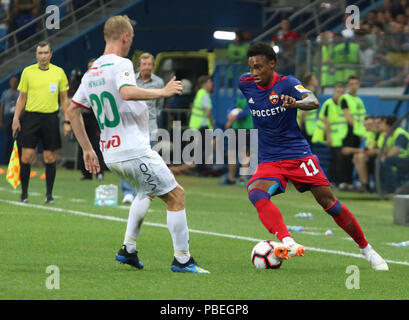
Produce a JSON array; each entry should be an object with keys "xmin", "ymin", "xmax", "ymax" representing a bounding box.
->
[{"xmin": 106, "ymin": 150, "xmax": 178, "ymax": 199}]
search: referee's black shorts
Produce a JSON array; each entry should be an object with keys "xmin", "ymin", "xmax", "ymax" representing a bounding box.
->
[{"xmin": 20, "ymin": 111, "xmax": 61, "ymax": 151}]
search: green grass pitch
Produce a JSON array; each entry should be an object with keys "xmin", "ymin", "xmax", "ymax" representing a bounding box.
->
[{"xmin": 0, "ymin": 165, "xmax": 408, "ymax": 300}]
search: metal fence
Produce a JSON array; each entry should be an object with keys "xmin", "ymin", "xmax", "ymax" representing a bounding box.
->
[
  {"xmin": 0, "ymin": 0, "xmax": 113, "ymax": 66},
  {"xmin": 291, "ymin": 33, "xmax": 409, "ymax": 90}
]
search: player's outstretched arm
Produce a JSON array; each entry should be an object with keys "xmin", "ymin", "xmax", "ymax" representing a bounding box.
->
[
  {"xmin": 281, "ymin": 93, "xmax": 319, "ymax": 110},
  {"xmin": 295, "ymin": 93, "xmax": 319, "ymax": 110},
  {"xmin": 66, "ymin": 102, "xmax": 100, "ymax": 174},
  {"xmin": 120, "ymin": 76, "xmax": 183, "ymax": 101}
]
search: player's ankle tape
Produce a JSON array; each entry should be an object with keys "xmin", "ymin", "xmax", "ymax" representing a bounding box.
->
[{"xmin": 248, "ymin": 188, "xmax": 271, "ymax": 206}]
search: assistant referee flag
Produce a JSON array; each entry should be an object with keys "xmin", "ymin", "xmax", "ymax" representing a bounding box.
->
[{"xmin": 6, "ymin": 141, "xmax": 21, "ymax": 189}]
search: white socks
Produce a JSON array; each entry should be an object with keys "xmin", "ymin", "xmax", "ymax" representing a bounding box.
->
[
  {"xmin": 124, "ymin": 197, "xmax": 151, "ymax": 253},
  {"xmin": 282, "ymin": 236, "xmax": 295, "ymax": 246},
  {"xmin": 360, "ymin": 243, "xmax": 372, "ymax": 256},
  {"xmin": 167, "ymin": 209, "xmax": 191, "ymax": 264},
  {"xmin": 123, "ymin": 200, "xmax": 191, "ymax": 264}
]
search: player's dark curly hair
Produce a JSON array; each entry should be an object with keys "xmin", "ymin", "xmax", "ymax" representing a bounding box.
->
[{"xmin": 246, "ymin": 42, "xmax": 277, "ymax": 61}]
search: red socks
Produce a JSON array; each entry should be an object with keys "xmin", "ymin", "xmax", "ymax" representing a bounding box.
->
[
  {"xmin": 250, "ymin": 188, "xmax": 368, "ymax": 249},
  {"xmin": 254, "ymin": 198, "xmax": 291, "ymax": 241},
  {"xmin": 326, "ymin": 200, "xmax": 369, "ymax": 249}
]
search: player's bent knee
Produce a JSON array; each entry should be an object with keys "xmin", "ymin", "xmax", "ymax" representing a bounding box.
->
[
  {"xmin": 248, "ymin": 188, "xmax": 271, "ymax": 206},
  {"xmin": 324, "ymin": 199, "xmax": 342, "ymax": 216},
  {"xmin": 162, "ymin": 185, "xmax": 185, "ymax": 211}
]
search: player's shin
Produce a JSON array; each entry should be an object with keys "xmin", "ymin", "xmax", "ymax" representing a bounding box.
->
[
  {"xmin": 325, "ymin": 199, "xmax": 369, "ymax": 249},
  {"xmin": 20, "ymin": 163, "xmax": 31, "ymax": 190},
  {"xmin": 248, "ymin": 188, "xmax": 291, "ymax": 241},
  {"xmin": 45, "ymin": 161, "xmax": 56, "ymax": 196},
  {"xmin": 124, "ymin": 196, "xmax": 151, "ymax": 253},
  {"xmin": 167, "ymin": 209, "xmax": 191, "ymax": 264}
]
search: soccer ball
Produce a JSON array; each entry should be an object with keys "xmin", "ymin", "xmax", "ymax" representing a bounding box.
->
[{"xmin": 251, "ymin": 241, "xmax": 284, "ymax": 269}]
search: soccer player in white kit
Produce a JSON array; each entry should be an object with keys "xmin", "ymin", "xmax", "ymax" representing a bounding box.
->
[{"xmin": 67, "ymin": 15, "xmax": 209, "ymax": 273}]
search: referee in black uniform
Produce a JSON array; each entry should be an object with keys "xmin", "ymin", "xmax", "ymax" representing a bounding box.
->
[{"xmin": 12, "ymin": 41, "xmax": 71, "ymax": 203}]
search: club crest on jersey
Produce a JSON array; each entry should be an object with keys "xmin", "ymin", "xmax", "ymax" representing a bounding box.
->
[{"xmin": 269, "ymin": 91, "xmax": 279, "ymax": 105}]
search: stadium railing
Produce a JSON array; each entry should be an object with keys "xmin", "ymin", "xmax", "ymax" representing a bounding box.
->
[
  {"xmin": 253, "ymin": 0, "xmax": 379, "ymax": 42},
  {"xmin": 0, "ymin": 0, "xmax": 114, "ymax": 71}
]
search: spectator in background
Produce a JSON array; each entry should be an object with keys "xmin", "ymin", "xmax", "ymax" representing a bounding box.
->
[
  {"xmin": 272, "ymin": 18, "xmax": 299, "ymax": 45},
  {"xmin": 227, "ymin": 30, "xmax": 250, "ymax": 65},
  {"xmin": 383, "ymin": 11, "xmax": 394, "ymax": 32},
  {"xmin": 403, "ymin": 24, "xmax": 409, "ymax": 50},
  {"xmin": 187, "ymin": 75, "xmax": 215, "ymax": 175},
  {"xmin": 318, "ymin": 30, "xmax": 336, "ymax": 88},
  {"xmin": 379, "ymin": 115, "xmax": 409, "ymax": 193},
  {"xmin": 13, "ymin": 0, "xmax": 40, "ymax": 42},
  {"xmin": 298, "ymin": 73, "xmax": 319, "ymax": 146},
  {"xmin": 73, "ymin": 59, "xmax": 105, "ymax": 181},
  {"xmin": 351, "ymin": 115, "xmax": 381, "ymax": 193},
  {"xmin": 219, "ymin": 94, "xmax": 253, "ymax": 186},
  {"xmin": 363, "ymin": 10, "xmax": 378, "ymax": 27},
  {"xmin": 272, "ymin": 18, "xmax": 299, "ymax": 74},
  {"xmin": 226, "ymin": 30, "xmax": 250, "ymax": 86},
  {"xmin": 189, "ymin": 75, "xmax": 214, "ymax": 131},
  {"xmin": 358, "ymin": 37, "xmax": 377, "ymax": 86},
  {"xmin": 136, "ymin": 53, "xmax": 165, "ymax": 142},
  {"xmin": 370, "ymin": 22, "xmax": 384, "ymax": 39},
  {"xmin": 338, "ymin": 76, "xmax": 367, "ymax": 191},
  {"xmin": 0, "ymin": 0, "xmax": 10, "ymax": 52},
  {"xmin": 332, "ymin": 29, "xmax": 360, "ymax": 84},
  {"xmin": 376, "ymin": 11, "xmax": 386, "ymax": 26},
  {"xmin": 396, "ymin": 13, "xmax": 408, "ymax": 25},
  {"xmin": 0, "ymin": 75, "xmax": 19, "ymax": 163},
  {"xmin": 381, "ymin": 0, "xmax": 394, "ymax": 15},
  {"xmin": 312, "ymin": 83, "xmax": 347, "ymax": 188}
]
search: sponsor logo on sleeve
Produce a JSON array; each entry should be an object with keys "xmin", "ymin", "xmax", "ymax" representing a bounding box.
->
[
  {"xmin": 120, "ymin": 70, "xmax": 132, "ymax": 81},
  {"xmin": 294, "ymin": 85, "xmax": 310, "ymax": 93}
]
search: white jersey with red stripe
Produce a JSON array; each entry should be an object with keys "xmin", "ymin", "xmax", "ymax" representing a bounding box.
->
[{"xmin": 72, "ymin": 54, "xmax": 151, "ymax": 164}]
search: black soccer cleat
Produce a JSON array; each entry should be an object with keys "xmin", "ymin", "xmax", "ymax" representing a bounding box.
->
[
  {"xmin": 20, "ymin": 193, "xmax": 28, "ymax": 203},
  {"xmin": 45, "ymin": 194, "xmax": 54, "ymax": 204},
  {"xmin": 115, "ymin": 245, "xmax": 144, "ymax": 269}
]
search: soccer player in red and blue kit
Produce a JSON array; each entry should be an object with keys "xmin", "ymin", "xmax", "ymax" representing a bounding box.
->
[{"xmin": 240, "ymin": 42, "xmax": 388, "ymax": 270}]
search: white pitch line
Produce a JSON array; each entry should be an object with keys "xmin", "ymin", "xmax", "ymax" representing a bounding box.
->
[{"xmin": 1, "ymin": 198, "xmax": 409, "ymax": 267}]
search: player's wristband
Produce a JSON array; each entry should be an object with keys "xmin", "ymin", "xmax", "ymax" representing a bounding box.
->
[{"xmin": 64, "ymin": 120, "xmax": 71, "ymax": 125}]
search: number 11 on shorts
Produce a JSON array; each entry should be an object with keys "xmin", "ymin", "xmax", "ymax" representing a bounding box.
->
[{"xmin": 300, "ymin": 158, "xmax": 319, "ymax": 176}]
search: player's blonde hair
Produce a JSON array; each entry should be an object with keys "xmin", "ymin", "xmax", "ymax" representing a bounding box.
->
[{"xmin": 104, "ymin": 15, "xmax": 133, "ymax": 40}]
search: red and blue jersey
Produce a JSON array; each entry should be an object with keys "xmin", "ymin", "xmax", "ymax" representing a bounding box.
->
[{"xmin": 239, "ymin": 72, "xmax": 312, "ymax": 163}]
